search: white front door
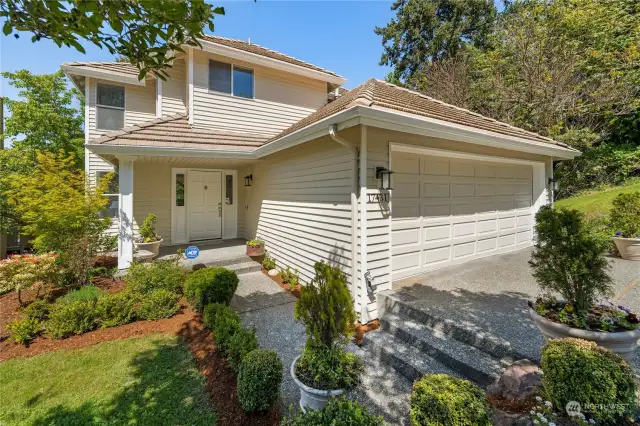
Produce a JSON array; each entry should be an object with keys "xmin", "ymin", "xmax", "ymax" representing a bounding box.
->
[{"xmin": 188, "ymin": 171, "xmax": 222, "ymax": 240}]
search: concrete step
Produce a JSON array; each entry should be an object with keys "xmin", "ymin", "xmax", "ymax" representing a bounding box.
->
[
  {"xmin": 380, "ymin": 313, "xmax": 509, "ymax": 386},
  {"xmin": 202, "ymin": 254, "xmax": 256, "ymax": 268},
  {"xmin": 377, "ymin": 290, "xmax": 529, "ymax": 361},
  {"xmin": 223, "ymin": 261, "xmax": 262, "ymax": 275},
  {"xmin": 362, "ymin": 329, "xmax": 461, "ymax": 385}
]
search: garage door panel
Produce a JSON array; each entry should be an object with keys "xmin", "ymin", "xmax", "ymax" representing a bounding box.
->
[
  {"xmin": 393, "ymin": 180, "xmax": 420, "ymax": 199},
  {"xmin": 499, "ymin": 233, "xmax": 517, "ymax": 248},
  {"xmin": 424, "ymin": 224, "xmax": 450, "ymax": 242},
  {"xmin": 451, "ymin": 182, "xmax": 475, "ymax": 197},
  {"xmin": 393, "ymin": 202, "xmax": 420, "ymax": 220},
  {"xmin": 453, "ymin": 241, "xmax": 476, "ymax": 259},
  {"xmin": 477, "ymin": 237, "xmax": 498, "ymax": 253},
  {"xmin": 453, "ymin": 221, "xmax": 475, "ymax": 238},
  {"xmin": 422, "ymin": 159, "xmax": 450, "ymax": 176},
  {"xmin": 423, "ymin": 182, "xmax": 450, "ymax": 198},
  {"xmin": 450, "ymin": 161, "xmax": 475, "ymax": 177},
  {"xmin": 393, "ymin": 251, "xmax": 421, "ymax": 272},
  {"xmin": 423, "ymin": 246, "xmax": 451, "ymax": 265},
  {"xmin": 477, "ymin": 218, "xmax": 497, "ymax": 234},
  {"xmin": 392, "ymin": 228, "xmax": 420, "ymax": 246},
  {"xmin": 422, "ymin": 204, "xmax": 451, "ymax": 218},
  {"xmin": 392, "ymin": 152, "xmax": 535, "ymax": 279},
  {"xmin": 394, "ymin": 156, "xmax": 421, "ymax": 175}
]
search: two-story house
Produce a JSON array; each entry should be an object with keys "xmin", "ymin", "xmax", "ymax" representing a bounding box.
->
[{"xmin": 62, "ymin": 36, "xmax": 579, "ymax": 321}]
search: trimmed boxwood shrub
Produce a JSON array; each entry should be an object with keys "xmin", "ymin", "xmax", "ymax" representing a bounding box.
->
[
  {"xmin": 409, "ymin": 374, "xmax": 491, "ymax": 426},
  {"xmin": 137, "ymin": 289, "xmax": 180, "ymax": 321},
  {"xmin": 237, "ymin": 349, "xmax": 283, "ymax": 412},
  {"xmin": 96, "ymin": 291, "xmax": 137, "ymax": 327},
  {"xmin": 184, "ymin": 267, "xmax": 239, "ymax": 312},
  {"xmin": 281, "ymin": 396, "xmax": 384, "ymax": 425},
  {"xmin": 125, "ymin": 259, "xmax": 185, "ymax": 295},
  {"xmin": 202, "ymin": 303, "xmax": 226, "ymax": 331},
  {"xmin": 6, "ymin": 317, "xmax": 42, "ymax": 345},
  {"xmin": 213, "ymin": 305, "xmax": 241, "ymax": 356},
  {"xmin": 227, "ymin": 326, "xmax": 259, "ymax": 372},
  {"xmin": 22, "ymin": 298, "xmax": 51, "ymax": 321},
  {"xmin": 47, "ymin": 300, "xmax": 99, "ymax": 339},
  {"xmin": 541, "ymin": 338, "xmax": 636, "ymax": 424}
]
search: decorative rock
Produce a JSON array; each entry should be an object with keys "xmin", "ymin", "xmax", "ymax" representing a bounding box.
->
[
  {"xmin": 487, "ymin": 359, "xmax": 542, "ymax": 401},
  {"xmin": 192, "ymin": 263, "xmax": 207, "ymax": 271},
  {"xmin": 268, "ymin": 269, "xmax": 278, "ymax": 276},
  {"xmin": 492, "ymin": 408, "xmax": 533, "ymax": 426}
]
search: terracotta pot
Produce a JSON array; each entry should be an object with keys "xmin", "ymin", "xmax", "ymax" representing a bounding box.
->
[
  {"xmin": 134, "ymin": 239, "xmax": 163, "ymax": 257},
  {"xmin": 529, "ymin": 306, "xmax": 640, "ymax": 361},
  {"xmin": 613, "ymin": 237, "xmax": 640, "ymax": 261},
  {"xmin": 291, "ymin": 355, "xmax": 344, "ymax": 412},
  {"xmin": 246, "ymin": 243, "xmax": 264, "ymax": 257}
]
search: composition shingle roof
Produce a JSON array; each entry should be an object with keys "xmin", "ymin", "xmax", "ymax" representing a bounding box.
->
[
  {"xmin": 201, "ymin": 35, "xmax": 343, "ymax": 78},
  {"xmin": 267, "ymin": 79, "xmax": 568, "ymax": 148},
  {"xmin": 62, "ymin": 61, "xmax": 141, "ymax": 77},
  {"xmin": 91, "ymin": 113, "xmax": 268, "ymax": 151}
]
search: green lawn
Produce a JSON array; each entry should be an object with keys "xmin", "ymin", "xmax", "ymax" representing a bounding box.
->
[
  {"xmin": 555, "ymin": 180, "xmax": 640, "ymax": 219},
  {"xmin": 0, "ymin": 334, "xmax": 217, "ymax": 426}
]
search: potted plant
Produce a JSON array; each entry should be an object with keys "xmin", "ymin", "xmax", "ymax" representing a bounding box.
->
[
  {"xmin": 246, "ymin": 239, "xmax": 265, "ymax": 257},
  {"xmin": 291, "ymin": 261, "xmax": 363, "ymax": 411},
  {"xmin": 528, "ymin": 206, "xmax": 640, "ymax": 360},
  {"xmin": 610, "ymin": 191, "xmax": 640, "ymax": 261},
  {"xmin": 134, "ymin": 214, "xmax": 163, "ymax": 256}
]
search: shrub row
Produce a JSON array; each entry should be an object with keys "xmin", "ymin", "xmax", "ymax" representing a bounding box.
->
[
  {"xmin": 9, "ymin": 259, "xmax": 187, "ymax": 343},
  {"xmin": 184, "ymin": 267, "xmax": 239, "ymax": 312},
  {"xmin": 202, "ymin": 302, "xmax": 282, "ymax": 413}
]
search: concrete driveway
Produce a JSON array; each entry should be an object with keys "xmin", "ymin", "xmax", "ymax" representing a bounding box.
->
[{"xmin": 392, "ymin": 248, "xmax": 640, "ymax": 366}]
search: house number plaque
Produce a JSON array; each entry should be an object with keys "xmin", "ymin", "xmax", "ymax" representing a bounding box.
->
[{"xmin": 367, "ymin": 193, "xmax": 389, "ymax": 203}]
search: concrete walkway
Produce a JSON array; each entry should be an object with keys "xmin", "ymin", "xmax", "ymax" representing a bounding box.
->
[{"xmin": 233, "ymin": 271, "xmax": 396, "ymax": 422}]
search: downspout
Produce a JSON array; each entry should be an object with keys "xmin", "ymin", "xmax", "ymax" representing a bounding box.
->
[{"xmin": 329, "ymin": 124, "xmax": 359, "ymax": 314}]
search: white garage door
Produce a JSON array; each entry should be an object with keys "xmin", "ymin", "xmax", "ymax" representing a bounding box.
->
[{"xmin": 391, "ymin": 151, "xmax": 535, "ymax": 280}]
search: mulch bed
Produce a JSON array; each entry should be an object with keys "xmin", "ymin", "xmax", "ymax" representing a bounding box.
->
[
  {"xmin": 487, "ymin": 394, "xmax": 536, "ymax": 414},
  {"xmin": 0, "ymin": 279, "xmax": 281, "ymax": 425},
  {"xmin": 354, "ymin": 319, "xmax": 381, "ymax": 345},
  {"xmin": 179, "ymin": 315, "xmax": 281, "ymax": 426}
]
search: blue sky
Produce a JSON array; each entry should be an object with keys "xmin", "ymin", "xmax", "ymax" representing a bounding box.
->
[{"xmin": 1, "ymin": 1, "xmax": 398, "ymax": 101}]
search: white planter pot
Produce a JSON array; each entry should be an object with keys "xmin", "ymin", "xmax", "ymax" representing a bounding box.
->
[
  {"xmin": 291, "ymin": 355, "xmax": 345, "ymax": 412},
  {"xmin": 613, "ymin": 237, "xmax": 640, "ymax": 261},
  {"xmin": 134, "ymin": 239, "xmax": 163, "ymax": 257},
  {"xmin": 529, "ymin": 307, "xmax": 640, "ymax": 361}
]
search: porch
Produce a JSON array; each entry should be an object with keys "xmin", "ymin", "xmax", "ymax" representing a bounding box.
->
[
  {"xmin": 157, "ymin": 238, "xmax": 250, "ymax": 269},
  {"xmin": 108, "ymin": 155, "xmax": 257, "ymax": 269}
]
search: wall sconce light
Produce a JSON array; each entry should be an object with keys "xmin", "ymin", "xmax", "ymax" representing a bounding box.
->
[
  {"xmin": 244, "ymin": 174, "xmax": 253, "ymax": 187},
  {"xmin": 548, "ymin": 177, "xmax": 559, "ymax": 192},
  {"xmin": 376, "ymin": 167, "xmax": 394, "ymax": 190}
]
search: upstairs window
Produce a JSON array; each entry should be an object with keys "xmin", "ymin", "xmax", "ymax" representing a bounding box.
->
[
  {"xmin": 209, "ymin": 60, "xmax": 254, "ymax": 99},
  {"xmin": 96, "ymin": 84, "xmax": 125, "ymax": 130}
]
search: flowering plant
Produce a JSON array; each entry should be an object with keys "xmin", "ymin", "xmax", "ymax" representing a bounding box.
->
[
  {"xmin": 0, "ymin": 253, "xmax": 60, "ymax": 304},
  {"xmin": 535, "ymin": 296, "xmax": 638, "ymax": 332}
]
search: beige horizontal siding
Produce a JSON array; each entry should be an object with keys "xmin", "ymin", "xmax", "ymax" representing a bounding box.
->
[
  {"xmin": 162, "ymin": 59, "xmax": 187, "ymax": 116},
  {"xmin": 244, "ymin": 136, "xmax": 355, "ymax": 290},
  {"xmin": 192, "ymin": 50, "xmax": 327, "ymax": 136}
]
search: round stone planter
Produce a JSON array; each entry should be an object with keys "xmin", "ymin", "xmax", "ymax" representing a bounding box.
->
[
  {"xmin": 134, "ymin": 239, "xmax": 163, "ymax": 257},
  {"xmin": 529, "ymin": 307, "xmax": 640, "ymax": 361},
  {"xmin": 613, "ymin": 236, "xmax": 640, "ymax": 261},
  {"xmin": 246, "ymin": 244, "xmax": 264, "ymax": 257},
  {"xmin": 291, "ymin": 355, "xmax": 345, "ymax": 412}
]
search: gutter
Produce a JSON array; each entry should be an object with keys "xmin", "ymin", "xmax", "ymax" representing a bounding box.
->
[{"xmin": 329, "ymin": 124, "xmax": 359, "ymax": 314}]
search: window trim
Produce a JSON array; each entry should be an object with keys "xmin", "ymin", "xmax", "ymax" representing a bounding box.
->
[
  {"xmin": 96, "ymin": 171, "xmax": 120, "ymax": 219},
  {"xmin": 96, "ymin": 83, "xmax": 126, "ymax": 131},
  {"xmin": 208, "ymin": 59, "xmax": 255, "ymax": 100}
]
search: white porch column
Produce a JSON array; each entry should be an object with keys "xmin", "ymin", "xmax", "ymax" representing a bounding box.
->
[{"xmin": 117, "ymin": 156, "xmax": 136, "ymax": 269}]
